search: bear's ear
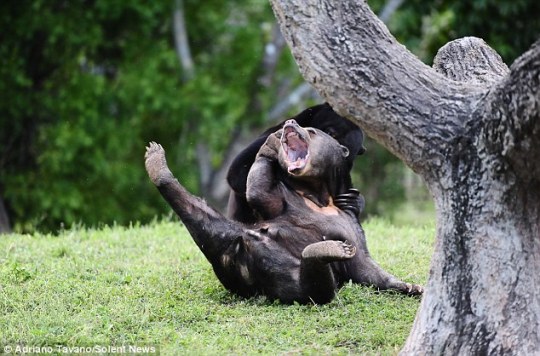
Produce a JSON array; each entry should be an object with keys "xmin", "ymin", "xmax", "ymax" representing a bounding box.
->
[{"xmin": 340, "ymin": 145, "xmax": 350, "ymax": 158}]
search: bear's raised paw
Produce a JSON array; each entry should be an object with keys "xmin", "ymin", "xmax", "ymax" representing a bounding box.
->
[{"xmin": 145, "ymin": 142, "xmax": 172, "ymax": 186}]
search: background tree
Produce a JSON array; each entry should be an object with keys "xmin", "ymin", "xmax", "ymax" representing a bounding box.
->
[{"xmin": 270, "ymin": 0, "xmax": 539, "ymax": 353}]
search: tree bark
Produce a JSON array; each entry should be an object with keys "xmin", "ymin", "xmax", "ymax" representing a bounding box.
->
[{"xmin": 269, "ymin": 0, "xmax": 540, "ymax": 354}]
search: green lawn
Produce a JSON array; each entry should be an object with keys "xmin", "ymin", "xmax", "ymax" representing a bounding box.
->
[{"xmin": 0, "ymin": 218, "xmax": 434, "ymax": 355}]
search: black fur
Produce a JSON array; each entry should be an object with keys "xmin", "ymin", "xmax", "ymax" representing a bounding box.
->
[
  {"xmin": 226, "ymin": 103, "xmax": 365, "ymax": 223},
  {"xmin": 145, "ymin": 122, "xmax": 422, "ymax": 304}
]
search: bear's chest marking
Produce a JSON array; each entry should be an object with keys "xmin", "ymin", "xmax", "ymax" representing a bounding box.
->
[{"xmin": 299, "ymin": 193, "xmax": 340, "ymax": 216}]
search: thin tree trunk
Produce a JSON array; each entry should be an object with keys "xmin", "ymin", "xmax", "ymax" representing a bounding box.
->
[
  {"xmin": 266, "ymin": 82, "xmax": 316, "ymax": 122},
  {"xmin": 0, "ymin": 196, "xmax": 11, "ymax": 233},
  {"xmin": 378, "ymin": 0, "xmax": 405, "ymax": 23},
  {"xmin": 173, "ymin": 0, "xmax": 194, "ymax": 81},
  {"xmin": 269, "ymin": 0, "xmax": 540, "ymax": 353}
]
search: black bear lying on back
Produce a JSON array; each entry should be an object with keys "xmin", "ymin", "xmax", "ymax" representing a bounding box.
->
[{"xmin": 145, "ymin": 120, "xmax": 423, "ymax": 304}]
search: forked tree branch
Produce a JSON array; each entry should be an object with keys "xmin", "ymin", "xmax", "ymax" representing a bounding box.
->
[{"xmin": 481, "ymin": 40, "xmax": 540, "ymax": 180}]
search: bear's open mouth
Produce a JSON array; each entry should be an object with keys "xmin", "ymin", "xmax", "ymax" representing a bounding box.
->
[{"xmin": 281, "ymin": 123, "xmax": 310, "ymax": 174}]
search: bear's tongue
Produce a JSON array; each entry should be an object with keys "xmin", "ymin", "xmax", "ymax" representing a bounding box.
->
[
  {"xmin": 286, "ymin": 132, "xmax": 304, "ymax": 151},
  {"xmin": 285, "ymin": 131, "xmax": 309, "ymax": 173}
]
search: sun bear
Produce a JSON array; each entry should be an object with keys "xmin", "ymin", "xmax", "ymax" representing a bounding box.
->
[
  {"xmin": 226, "ymin": 103, "xmax": 366, "ymax": 224},
  {"xmin": 144, "ymin": 121, "xmax": 423, "ymax": 304},
  {"xmin": 246, "ymin": 119, "xmax": 364, "ymax": 221}
]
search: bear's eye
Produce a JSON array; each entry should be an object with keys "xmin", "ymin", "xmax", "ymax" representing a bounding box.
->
[{"xmin": 307, "ymin": 128, "xmax": 318, "ymax": 136}]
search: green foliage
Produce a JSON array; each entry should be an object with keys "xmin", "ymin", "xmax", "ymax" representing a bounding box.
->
[
  {"xmin": 381, "ymin": 0, "xmax": 540, "ymax": 63},
  {"xmin": 0, "ymin": 219, "xmax": 434, "ymax": 354},
  {"xmin": 0, "ymin": 1, "xmax": 179, "ymax": 231},
  {"xmin": 0, "ymin": 0, "xmax": 282, "ymax": 232},
  {"xmin": 353, "ymin": 138, "xmax": 406, "ymax": 217}
]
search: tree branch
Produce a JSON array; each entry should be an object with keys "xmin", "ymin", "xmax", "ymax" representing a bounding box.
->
[
  {"xmin": 267, "ymin": 0, "xmax": 404, "ymax": 125},
  {"xmin": 482, "ymin": 40, "xmax": 540, "ymax": 180},
  {"xmin": 269, "ymin": 0, "xmax": 485, "ymax": 173},
  {"xmin": 433, "ymin": 37, "xmax": 508, "ymax": 85}
]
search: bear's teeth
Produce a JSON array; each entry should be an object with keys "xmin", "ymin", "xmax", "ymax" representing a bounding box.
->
[{"xmin": 287, "ymin": 131, "xmax": 298, "ymax": 139}]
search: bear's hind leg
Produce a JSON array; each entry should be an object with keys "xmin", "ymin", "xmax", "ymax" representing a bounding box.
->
[
  {"xmin": 347, "ymin": 252, "xmax": 424, "ymax": 296},
  {"xmin": 299, "ymin": 240, "xmax": 356, "ymax": 304},
  {"xmin": 145, "ymin": 142, "xmax": 242, "ymax": 262}
]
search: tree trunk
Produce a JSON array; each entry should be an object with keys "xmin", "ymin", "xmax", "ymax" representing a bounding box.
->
[
  {"xmin": 173, "ymin": 0, "xmax": 195, "ymax": 81},
  {"xmin": 0, "ymin": 196, "xmax": 11, "ymax": 233},
  {"xmin": 269, "ymin": 0, "xmax": 540, "ymax": 353}
]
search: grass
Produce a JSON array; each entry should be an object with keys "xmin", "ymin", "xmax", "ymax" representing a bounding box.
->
[{"xmin": 0, "ymin": 218, "xmax": 434, "ymax": 355}]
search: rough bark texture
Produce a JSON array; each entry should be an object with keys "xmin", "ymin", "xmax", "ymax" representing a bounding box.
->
[{"xmin": 270, "ymin": 0, "xmax": 540, "ymax": 354}]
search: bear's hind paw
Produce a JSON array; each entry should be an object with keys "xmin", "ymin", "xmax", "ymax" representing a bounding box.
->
[
  {"xmin": 144, "ymin": 142, "xmax": 172, "ymax": 185},
  {"xmin": 302, "ymin": 240, "xmax": 357, "ymax": 262}
]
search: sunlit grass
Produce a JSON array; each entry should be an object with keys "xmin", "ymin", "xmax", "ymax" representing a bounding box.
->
[
  {"xmin": 387, "ymin": 200, "xmax": 436, "ymax": 228},
  {"xmin": 0, "ymin": 218, "xmax": 434, "ymax": 354}
]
